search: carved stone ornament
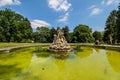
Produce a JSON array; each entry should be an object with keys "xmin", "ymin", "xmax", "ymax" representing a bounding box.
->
[{"xmin": 49, "ymin": 28, "xmax": 71, "ymax": 52}]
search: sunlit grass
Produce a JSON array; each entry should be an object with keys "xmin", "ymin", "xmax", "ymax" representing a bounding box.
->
[
  {"xmin": 0, "ymin": 43, "xmax": 29, "ymax": 48},
  {"xmin": 0, "ymin": 43, "xmax": 40, "ymax": 48}
]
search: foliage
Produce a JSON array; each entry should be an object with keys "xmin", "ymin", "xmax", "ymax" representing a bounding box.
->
[
  {"xmin": 34, "ymin": 46, "xmax": 49, "ymax": 57},
  {"xmin": 0, "ymin": 9, "xmax": 33, "ymax": 42},
  {"xmin": 35, "ymin": 46, "xmax": 43, "ymax": 52},
  {"xmin": 36, "ymin": 51, "xmax": 50, "ymax": 57},
  {"xmin": 35, "ymin": 46, "xmax": 48, "ymax": 52},
  {"xmin": 73, "ymin": 24, "xmax": 94, "ymax": 43},
  {"xmin": 62, "ymin": 26, "xmax": 70, "ymax": 42},
  {"xmin": 1, "ymin": 7, "xmax": 120, "ymax": 44},
  {"xmin": 74, "ymin": 45, "xmax": 82, "ymax": 51},
  {"xmin": 32, "ymin": 32, "xmax": 39, "ymax": 42},
  {"xmin": 69, "ymin": 32, "xmax": 77, "ymax": 43},
  {"xmin": 103, "ymin": 10, "xmax": 117, "ymax": 44},
  {"xmin": 49, "ymin": 27, "xmax": 56, "ymax": 42},
  {"xmin": 93, "ymin": 31, "xmax": 103, "ymax": 41},
  {"xmin": 116, "ymin": 3, "xmax": 120, "ymax": 42},
  {"xmin": 33, "ymin": 27, "xmax": 50, "ymax": 43},
  {"xmin": 103, "ymin": 3, "xmax": 120, "ymax": 44}
]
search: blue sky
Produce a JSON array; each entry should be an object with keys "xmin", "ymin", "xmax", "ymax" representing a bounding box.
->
[{"xmin": 0, "ymin": 0, "xmax": 119, "ymax": 32}]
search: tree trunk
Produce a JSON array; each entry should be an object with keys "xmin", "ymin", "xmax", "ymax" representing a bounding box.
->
[{"xmin": 109, "ymin": 34, "xmax": 113, "ymax": 44}]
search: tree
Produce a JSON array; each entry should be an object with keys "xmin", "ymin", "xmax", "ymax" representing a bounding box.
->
[
  {"xmin": 19, "ymin": 18, "xmax": 33, "ymax": 42},
  {"xmin": 33, "ymin": 32, "xmax": 39, "ymax": 42},
  {"xmin": 36, "ymin": 27, "xmax": 50, "ymax": 43},
  {"xmin": 93, "ymin": 31, "xmax": 103, "ymax": 41},
  {"xmin": 49, "ymin": 27, "xmax": 56, "ymax": 42},
  {"xmin": 73, "ymin": 24, "xmax": 94, "ymax": 43},
  {"xmin": 0, "ymin": 8, "xmax": 33, "ymax": 42},
  {"xmin": 62, "ymin": 26, "xmax": 70, "ymax": 42},
  {"xmin": 103, "ymin": 10, "xmax": 117, "ymax": 44},
  {"xmin": 116, "ymin": 3, "xmax": 120, "ymax": 43},
  {"xmin": 70, "ymin": 32, "xmax": 77, "ymax": 43}
]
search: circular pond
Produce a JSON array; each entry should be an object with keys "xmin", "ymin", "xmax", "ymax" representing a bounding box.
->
[{"xmin": 0, "ymin": 47, "xmax": 120, "ymax": 80}]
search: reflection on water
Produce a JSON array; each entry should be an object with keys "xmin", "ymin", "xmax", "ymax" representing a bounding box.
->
[
  {"xmin": 0, "ymin": 47, "xmax": 120, "ymax": 80},
  {"xmin": 75, "ymin": 47, "xmax": 93, "ymax": 58},
  {"xmin": 106, "ymin": 50, "xmax": 120, "ymax": 73},
  {"xmin": 54, "ymin": 59, "xmax": 66, "ymax": 72},
  {"xmin": 0, "ymin": 48, "xmax": 33, "ymax": 80}
]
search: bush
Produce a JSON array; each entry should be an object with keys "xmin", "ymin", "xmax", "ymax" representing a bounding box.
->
[
  {"xmin": 74, "ymin": 45, "xmax": 82, "ymax": 51},
  {"xmin": 34, "ymin": 46, "xmax": 49, "ymax": 57},
  {"xmin": 35, "ymin": 46, "xmax": 43, "ymax": 52},
  {"xmin": 35, "ymin": 46, "xmax": 47, "ymax": 52},
  {"xmin": 36, "ymin": 52, "xmax": 50, "ymax": 57}
]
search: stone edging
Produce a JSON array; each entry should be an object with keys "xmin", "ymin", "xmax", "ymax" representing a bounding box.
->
[{"xmin": 0, "ymin": 43, "xmax": 120, "ymax": 53}]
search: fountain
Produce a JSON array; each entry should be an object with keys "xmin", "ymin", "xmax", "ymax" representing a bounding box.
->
[{"xmin": 49, "ymin": 28, "xmax": 72, "ymax": 53}]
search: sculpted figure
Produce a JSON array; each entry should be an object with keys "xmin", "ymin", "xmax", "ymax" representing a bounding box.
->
[
  {"xmin": 49, "ymin": 27, "xmax": 71, "ymax": 52},
  {"xmin": 53, "ymin": 34, "xmax": 57, "ymax": 43}
]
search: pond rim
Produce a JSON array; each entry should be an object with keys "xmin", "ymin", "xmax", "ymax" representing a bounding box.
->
[{"xmin": 0, "ymin": 43, "xmax": 120, "ymax": 53}]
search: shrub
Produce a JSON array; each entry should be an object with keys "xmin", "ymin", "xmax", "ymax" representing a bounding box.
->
[
  {"xmin": 35, "ymin": 46, "xmax": 43, "ymax": 52},
  {"xmin": 74, "ymin": 45, "xmax": 82, "ymax": 51}
]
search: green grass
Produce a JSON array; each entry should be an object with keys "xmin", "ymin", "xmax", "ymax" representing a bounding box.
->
[{"xmin": 0, "ymin": 43, "xmax": 37, "ymax": 48}]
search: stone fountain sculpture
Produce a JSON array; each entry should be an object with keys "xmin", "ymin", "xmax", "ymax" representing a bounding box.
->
[{"xmin": 49, "ymin": 28, "xmax": 71, "ymax": 52}]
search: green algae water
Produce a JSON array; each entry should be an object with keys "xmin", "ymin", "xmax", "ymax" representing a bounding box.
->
[{"xmin": 0, "ymin": 47, "xmax": 120, "ymax": 80}]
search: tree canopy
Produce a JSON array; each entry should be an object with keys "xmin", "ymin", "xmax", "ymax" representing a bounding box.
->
[
  {"xmin": 0, "ymin": 9, "xmax": 32, "ymax": 42},
  {"xmin": 103, "ymin": 10, "xmax": 117, "ymax": 44},
  {"xmin": 62, "ymin": 26, "xmax": 70, "ymax": 42},
  {"xmin": 103, "ymin": 3, "xmax": 120, "ymax": 44},
  {"xmin": 116, "ymin": 3, "xmax": 120, "ymax": 42},
  {"xmin": 0, "ymin": 5, "xmax": 120, "ymax": 44},
  {"xmin": 33, "ymin": 27, "xmax": 50, "ymax": 43},
  {"xmin": 93, "ymin": 31, "xmax": 103, "ymax": 41},
  {"xmin": 73, "ymin": 24, "xmax": 94, "ymax": 43}
]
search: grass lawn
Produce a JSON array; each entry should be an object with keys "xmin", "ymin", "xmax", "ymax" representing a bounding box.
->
[
  {"xmin": 0, "ymin": 43, "xmax": 38, "ymax": 49},
  {"xmin": 0, "ymin": 43, "xmax": 51, "ymax": 49}
]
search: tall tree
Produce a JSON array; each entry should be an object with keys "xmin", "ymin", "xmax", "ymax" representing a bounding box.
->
[
  {"xmin": 73, "ymin": 24, "xmax": 94, "ymax": 43},
  {"xmin": 36, "ymin": 27, "xmax": 50, "ymax": 43},
  {"xmin": 103, "ymin": 10, "xmax": 117, "ymax": 44},
  {"xmin": 49, "ymin": 27, "xmax": 56, "ymax": 42},
  {"xmin": 62, "ymin": 26, "xmax": 70, "ymax": 42},
  {"xmin": 116, "ymin": 3, "xmax": 120, "ymax": 43},
  {"xmin": 0, "ymin": 8, "xmax": 33, "ymax": 42},
  {"xmin": 93, "ymin": 31, "xmax": 103, "ymax": 41},
  {"xmin": 69, "ymin": 32, "xmax": 77, "ymax": 43}
]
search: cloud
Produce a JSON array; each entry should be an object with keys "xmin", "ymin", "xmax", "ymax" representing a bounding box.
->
[
  {"xmin": 101, "ymin": 0, "xmax": 105, "ymax": 5},
  {"xmin": 0, "ymin": 0, "xmax": 21, "ymax": 6},
  {"xmin": 88, "ymin": 5, "xmax": 102, "ymax": 16},
  {"xmin": 88, "ymin": 5, "xmax": 96, "ymax": 9},
  {"xmin": 58, "ymin": 12, "xmax": 69, "ymax": 23},
  {"xmin": 48, "ymin": 0, "xmax": 71, "ymax": 12},
  {"xmin": 106, "ymin": 0, "xmax": 115, "ymax": 5},
  {"xmin": 31, "ymin": 20, "xmax": 51, "ymax": 28},
  {"xmin": 90, "ymin": 8, "xmax": 102, "ymax": 16},
  {"xmin": 88, "ymin": 0, "xmax": 119, "ymax": 16},
  {"xmin": 101, "ymin": 0, "xmax": 119, "ymax": 6}
]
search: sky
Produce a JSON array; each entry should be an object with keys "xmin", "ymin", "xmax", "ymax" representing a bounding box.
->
[{"xmin": 0, "ymin": 0, "xmax": 119, "ymax": 32}]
